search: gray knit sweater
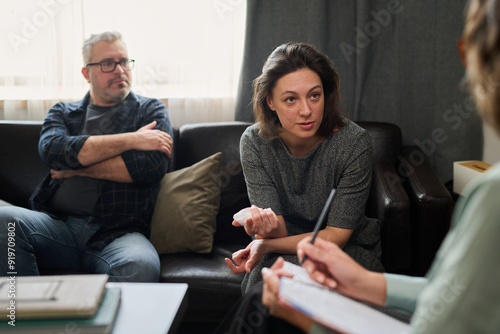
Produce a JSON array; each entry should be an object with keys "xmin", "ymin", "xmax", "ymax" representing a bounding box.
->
[{"xmin": 239, "ymin": 120, "xmax": 384, "ymax": 294}]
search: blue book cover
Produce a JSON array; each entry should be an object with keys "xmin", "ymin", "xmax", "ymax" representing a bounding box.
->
[{"xmin": 0, "ymin": 287, "xmax": 121, "ymax": 334}]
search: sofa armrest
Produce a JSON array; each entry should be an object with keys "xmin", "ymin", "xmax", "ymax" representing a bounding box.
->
[
  {"xmin": 400, "ymin": 146, "xmax": 453, "ymax": 276},
  {"xmin": 366, "ymin": 162, "xmax": 411, "ymax": 274}
]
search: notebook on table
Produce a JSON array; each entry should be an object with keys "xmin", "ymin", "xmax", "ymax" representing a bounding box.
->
[
  {"xmin": 0, "ymin": 286, "xmax": 121, "ymax": 334},
  {"xmin": 0, "ymin": 274, "xmax": 109, "ymax": 320}
]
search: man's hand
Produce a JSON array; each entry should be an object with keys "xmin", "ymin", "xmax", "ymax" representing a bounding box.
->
[
  {"xmin": 50, "ymin": 169, "xmax": 78, "ymax": 180},
  {"xmin": 134, "ymin": 121, "xmax": 173, "ymax": 157}
]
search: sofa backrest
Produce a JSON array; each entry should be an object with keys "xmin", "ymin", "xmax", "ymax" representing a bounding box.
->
[
  {"xmin": 171, "ymin": 121, "xmax": 252, "ymax": 171},
  {"xmin": 172, "ymin": 121, "xmax": 402, "ymax": 170},
  {"xmin": 0, "ymin": 121, "xmax": 47, "ymax": 208},
  {"xmin": 0, "ymin": 120, "xmax": 402, "ymax": 208},
  {"xmin": 357, "ymin": 121, "xmax": 402, "ymax": 164}
]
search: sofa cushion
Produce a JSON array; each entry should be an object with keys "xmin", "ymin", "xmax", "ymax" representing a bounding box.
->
[
  {"xmin": 159, "ymin": 243, "xmax": 246, "ymax": 322},
  {"xmin": 150, "ymin": 152, "xmax": 222, "ymax": 254}
]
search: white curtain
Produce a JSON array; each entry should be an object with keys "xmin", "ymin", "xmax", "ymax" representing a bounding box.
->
[{"xmin": 0, "ymin": 0, "xmax": 246, "ymax": 127}]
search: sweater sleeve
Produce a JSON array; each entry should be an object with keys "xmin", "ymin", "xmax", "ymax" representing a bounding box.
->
[
  {"xmin": 385, "ymin": 273, "xmax": 427, "ymax": 314},
  {"xmin": 240, "ymin": 125, "xmax": 284, "ymax": 214},
  {"xmin": 306, "ymin": 274, "xmax": 425, "ymax": 334}
]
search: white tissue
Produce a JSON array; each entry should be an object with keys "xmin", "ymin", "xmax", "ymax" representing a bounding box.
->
[{"xmin": 233, "ymin": 207, "xmax": 252, "ymax": 226}]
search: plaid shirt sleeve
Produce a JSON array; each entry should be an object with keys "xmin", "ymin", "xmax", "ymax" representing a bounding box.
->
[
  {"xmin": 38, "ymin": 102, "xmax": 89, "ymax": 170},
  {"xmin": 121, "ymin": 98, "xmax": 172, "ymax": 185}
]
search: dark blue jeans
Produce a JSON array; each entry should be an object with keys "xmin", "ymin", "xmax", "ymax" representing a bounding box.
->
[{"xmin": 0, "ymin": 206, "xmax": 160, "ymax": 282}]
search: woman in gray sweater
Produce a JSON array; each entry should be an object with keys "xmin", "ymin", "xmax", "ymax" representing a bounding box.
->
[{"xmin": 225, "ymin": 42, "xmax": 384, "ymax": 295}]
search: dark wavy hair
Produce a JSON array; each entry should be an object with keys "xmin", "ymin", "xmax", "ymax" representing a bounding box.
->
[{"xmin": 252, "ymin": 42, "xmax": 347, "ymax": 139}]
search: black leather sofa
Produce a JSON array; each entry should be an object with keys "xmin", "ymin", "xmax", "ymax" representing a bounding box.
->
[{"xmin": 0, "ymin": 120, "xmax": 453, "ymax": 326}]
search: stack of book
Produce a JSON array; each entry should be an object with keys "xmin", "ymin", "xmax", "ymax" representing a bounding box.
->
[{"xmin": 0, "ymin": 275, "xmax": 121, "ymax": 334}]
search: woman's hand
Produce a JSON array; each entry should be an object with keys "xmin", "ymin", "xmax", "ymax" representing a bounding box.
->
[
  {"xmin": 297, "ymin": 237, "xmax": 386, "ymax": 306},
  {"xmin": 297, "ymin": 236, "xmax": 356, "ymax": 290},
  {"xmin": 225, "ymin": 239, "xmax": 268, "ymax": 274},
  {"xmin": 261, "ymin": 257, "xmax": 292, "ymax": 313},
  {"xmin": 261, "ymin": 257, "xmax": 314, "ymax": 331},
  {"xmin": 233, "ymin": 205, "xmax": 285, "ymax": 239}
]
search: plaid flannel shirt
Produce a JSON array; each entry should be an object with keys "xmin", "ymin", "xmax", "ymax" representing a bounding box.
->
[{"xmin": 30, "ymin": 91, "xmax": 173, "ymax": 249}]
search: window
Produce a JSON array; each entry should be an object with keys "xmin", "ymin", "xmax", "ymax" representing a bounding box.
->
[{"xmin": 0, "ymin": 0, "xmax": 246, "ymax": 125}]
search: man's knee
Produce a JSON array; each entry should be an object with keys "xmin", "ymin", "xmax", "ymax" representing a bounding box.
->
[
  {"xmin": 103, "ymin": 237, "xmax": 160, "ymax": 282},
  {"xmin": 107, "ymin": 253, "xmax": 160, "ymax": 282},
  {"xmin": 0, "ymin": 207, "xmax": 58, "ymax": 244},
  {"xmin": 0, "ymin": 206, "xmax": 42, "ymax": 276},
  {"xmin": 0, "ymin": 206, "xmax": 23, "ymax": 224},
  {"xmin": 132, "ymin": 252, "xmax": 160, "ymax": 281},
  {"xmin": 0, "ymin": 206, "xmax": 29, "ymax": 235},
  {"xmin": 0, "ymin": 206, "xmax": 46, "ymax": 229}
]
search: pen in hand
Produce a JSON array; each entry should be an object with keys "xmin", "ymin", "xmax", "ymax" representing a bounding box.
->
[{"xmin": 300, "ymin": 188, "xmax": 337, "ymax": 265}]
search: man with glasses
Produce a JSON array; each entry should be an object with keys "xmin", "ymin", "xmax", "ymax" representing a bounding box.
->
[{"xmin": 0, "ymin": 31, "xmax": 173, "ymax": 282}]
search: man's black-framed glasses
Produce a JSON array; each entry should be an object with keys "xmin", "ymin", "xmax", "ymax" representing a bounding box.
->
[{"xmin": 86, "ymin": 59, "xmax": 135, "ymax": 73}]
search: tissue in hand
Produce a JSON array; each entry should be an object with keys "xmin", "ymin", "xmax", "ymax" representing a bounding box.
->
[{"xmin": 233, "ymin": 207, "xmax": 252, "ymax": 226}]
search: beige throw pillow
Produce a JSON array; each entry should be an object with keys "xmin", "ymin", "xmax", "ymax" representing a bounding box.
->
[{"xmin": 150, "ymin": 152, "xmax": 222, "ymax": 254}]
